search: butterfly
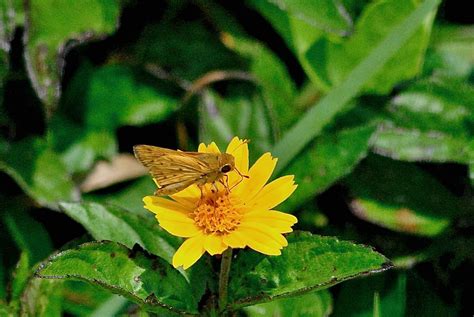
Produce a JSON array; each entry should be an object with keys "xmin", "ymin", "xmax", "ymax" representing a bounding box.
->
[{"xmin": 133, "ymin": 145, "xmax": 247, "ymax": 196}]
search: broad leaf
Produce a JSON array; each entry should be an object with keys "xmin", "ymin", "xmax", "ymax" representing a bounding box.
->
[
  {"xmin": 23, "ymin": 0, "xmax": 121, "ymax": 111},
  {"xmin": 134, "ymin": 20, "xmax": 240, "ymax": 80},
  {"xmin": 59, "ymin": 201, "xmax": 214, "ymax": 303},
  {"xmin": 199, "ymin": 91, "xmax": 273, "ymax": 161},
  {"xmin": 244, "ymin": 290, "xmax": 332, "ymax": 317},
  {"xmin": 59, "ymin": 202, "xmax": 179, "ymax": 264},
  {"xmin": 307, "ymin": 0, "xmax": 435, "ymax": 94},
  {"xmin": 0, "ymin": 138, "xmax": 78, "ymax": 207},
  {"xmin": 86, "ymin": 176, "xmax": 157, "ymax": 215},
  {"xmin": 272, "ymin": 0, "xmax": 442, "ymax": 172},
  {"xmin": 281, "ymin": 124, "xmax": 376, "ymax": 211},
  {"xmin": 36, "ymin": 241, "xmax": 199, "ymax": 315},
  {"xmin": 372, "ymin": 79, "xmax": 474, "ymax": 163},
  {"xmin": 3, "ymin": 204, "xmax": 53, "ymax": 263},
  {"xmin": 228, "ymin": 232, "xmax": 391, "ymax": 309},
  {"xmin": 85, "ymin": 65, "xmax": 178, "ymax": 130},
  {"xmin": 345, "ymin": 155, "xmax": 461, "ymax": 236},
  {"xmin": 224, "ymin": 35, "xmax": 298, "ymax": 131}
]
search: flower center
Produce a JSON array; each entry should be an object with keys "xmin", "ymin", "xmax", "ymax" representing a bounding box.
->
[{"xmin": 191, "ymin": 191, "xmax": 242, "ymax": 234}]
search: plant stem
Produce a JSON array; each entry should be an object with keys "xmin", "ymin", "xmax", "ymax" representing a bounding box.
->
[{"xmin": 218, "ymin": 248, "xmax": 233, "ymax": 314}]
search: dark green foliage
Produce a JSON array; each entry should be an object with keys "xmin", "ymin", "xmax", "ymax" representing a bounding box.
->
[{"xmin": 0, "ymin": 0, "xmax": 472, "ymax": 315}]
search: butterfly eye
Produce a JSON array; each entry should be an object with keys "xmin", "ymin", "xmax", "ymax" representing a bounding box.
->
[{"xmin": 221, "ymin": 164, "xmax": 232, "ymax": 173}]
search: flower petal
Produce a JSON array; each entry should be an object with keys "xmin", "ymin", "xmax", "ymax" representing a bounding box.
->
[
  {"xmin": 234, "ymin": 153, "xmax": 277, "ymax": 200},
  {"xmin": 156, "ymin": 219, "xmax": 201, "ymax": 238},
  {"xmin": 172, "ymin": 235, "xmax": 206, "ymax": 269},
  {"xmin": 207, "ymin": 142, "xmax": 221, "ymax": 153},
  {"xmin": 170, "ymin": 184, "xmax": 201, "ymax": 208},
  {"xmin": 222, "ymin": 231, "xmax": 247, "ymax": 248},
  {"xmin": 143, "ymin": 196, "xmax": 192, "ymax": 215},
  {"xmin": 198, "ymin": 143, "xmax": 207, "ymax": 153},
  {"xmin": 239, "ymin": 222, "xmax": 288, "ymax": 247},
  {"xmin": 248, "ymin": 175, "xmax": 297, "ymax": 210},
  {"xmin": 226, "ymin": 137, "xmax": 249, "ymax": 173},
  {"xmin": 238, "ymin": 226, "xmax": 282, "ymax": 255},
  {"xmin": 242, "ymin": 210, "xmax": 298, "ymax": 233},
  {"xmin": 204, "ymin": 234, "xmax": 228, "ymax": 255}
]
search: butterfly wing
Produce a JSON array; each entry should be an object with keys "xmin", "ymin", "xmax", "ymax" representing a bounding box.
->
[{"xmin": 133, "ymin": 145, "xmax": 218, "ymax": 195}]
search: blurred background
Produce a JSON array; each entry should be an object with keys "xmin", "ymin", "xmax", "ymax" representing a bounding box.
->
[{"xmin": 0, "ymin": 0, "xmax": 473, "ymax": 316}]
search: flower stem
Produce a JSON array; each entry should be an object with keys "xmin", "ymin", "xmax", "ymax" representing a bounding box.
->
[{"xmin": 218, "ymin": 248, "xmax": 233, "ymax": 314}]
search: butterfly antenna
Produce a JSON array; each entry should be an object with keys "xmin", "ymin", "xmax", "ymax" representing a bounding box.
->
[{"xmin": 229, "ymin": 139, "xmax": 250, "ymax": 155}]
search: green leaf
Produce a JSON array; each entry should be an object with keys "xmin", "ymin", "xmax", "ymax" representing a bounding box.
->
[
  {"xmin": 388, "ymin": 79, "xmax": 474, "ymax": 135},
  {"xmin": 272, "ymin": 0, "xmax": 441, "ymax": 173},
  {"xmin": 135, "ymin": 20, "xmax": 240, "ymax": 80},
  {"xmin": 59, "ymin": 202, "xmax": 179, "ymax": 264},
  {"xmin": 372, "ymin": 79, "xmax": 474, "ymax": 163},
  {"xmin": 0, "ymin": 138, "xmax": 78, "ymax": 207},
  {"xmin": 36, "ymin": 241, "xmax": 199, "ymax": 315},
  {"xmin": 308, "ymin": 0, "xmax": 435, "ymax": 94},
  {"xmin": 224, "ymin": 35, "xmax": 298, "ymax": 131},
  {"xmin": 345, "ymin": 155, "xmax": 460, "ymax": 236},
  {"xmin": 372, "ymin": 128, "xmax": 470, "ymax": 163},
  {"xmin": 86, "ymin": 176, "xmax": 157, "ymax": 215},
  {"xmin": 20, "ymin": 279, "xmax": 63, "ymax": 317},
  {"xmin": 9, "ymin": 252, "xmax": 30, "ymax": 304},
  {"xmin": 49, "ymin": 115, "xmax": 117, "ymax": 174},
  {"xmin": 199, "ymin": 91, "xmax": 273, "ymax": 160},
  {"xmin": 244, "ymin": 290, "xmax": 332, "ymax": 317},
  {"xmin": 85, "ymin": 65, "xmax": 178, "ymax": 130},
  {"xmin": 228, "ymin": 232, "xmax": 391, "ymax": 309},
  {"xmin": 61, "ymin": 281, "xmax": 120, "ymax": 317},
  {"xmin": 333, "ymin": 272, "xmax": 406, "ymax": 317},
  {"xmin": 59, "ymin": 201, "xmax": 214, "ymax": 304},
  {"xmin": 426, "ymin": 25, "xmax": 474, "ymax": 78},
  {"xmin": 3, "ymin": 205, "xmax": 53, "ymax": 263},
  {"xmin": 281, "ymin": 124, "xmax": 376, "ymax": 211},
  {"xmin": 23, "ymin": 0, "xmax": 121, "ymax": 111}
]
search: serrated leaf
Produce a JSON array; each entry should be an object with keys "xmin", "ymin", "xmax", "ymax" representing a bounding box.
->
[
  {"xmin": 59, "ymin": 201, "xmax": 214, "ymax": 304},
  {"xmin": 85, "ymin": 65, "xmax": 178, "ymax": 130},
  {"xmin": 281, "ymin": 124, "xmax": 376, "ymax": 211},
  {"xmin": 59, "ymin": 202, "xmax": 179, "ymax": 264},
  {"xmin": 307, "ymin": 0, "xmax": 435, "ymax": 93},
  {"xmin": 36, "ymin": 241, "xmax": 199, "ymax": 315},
  {"xmin": 23, "ymin": 0, "xmax": 121, "ymax": 112},
  {"xmin": 333, "ymin": 272, "xmax": 406, "ymax": 317},
  {"xmin": 244, "ymin": 290, "xmax": 332, "ymax": 317},
  {"xmin": 228, "ymin": 232, "xmax": 391, "ymax": 309},
  {"xmin": 0, "ymin": 138, "xmax": 78, "ymax": 207},
  {"xmin": 346, "ymin": 155, "xmax": 460, "ymax": 236}
]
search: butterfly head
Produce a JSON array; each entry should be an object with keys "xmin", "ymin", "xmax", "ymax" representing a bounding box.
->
[{"xmin": 219, "ymin": 153, "xmax": 235, "ymax": 174}]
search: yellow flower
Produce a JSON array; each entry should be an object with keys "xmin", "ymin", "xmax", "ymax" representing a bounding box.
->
[{"xmin": 143, "ymin": 137, "xmax": 298, "ymax": 269}]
